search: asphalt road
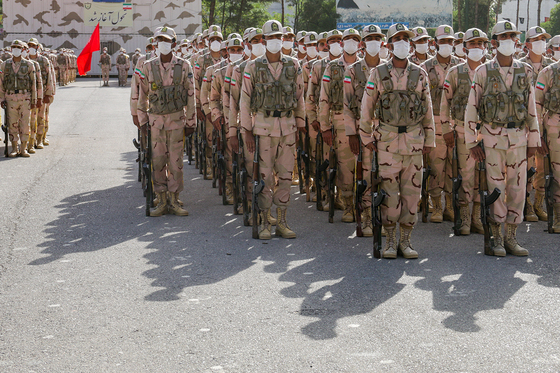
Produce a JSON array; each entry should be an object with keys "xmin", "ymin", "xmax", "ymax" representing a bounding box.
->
[{"xmin": 0, "ymin": 78, "xmax": 559, "ymax": 373}]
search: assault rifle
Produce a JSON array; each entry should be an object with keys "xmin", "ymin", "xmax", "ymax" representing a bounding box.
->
[
  {"xmin": 327, "ymin": 128, "xmax": 337, "ymax": 224},
  {"xmin": 303, "ymin": 122, "xmax": 311, "ymax": 202},
  {"xmin": 232, "ymin": 133, "xmax": 240, "ymax": 215},
  {"xmin": 451, "ymin": 131, "xmax": 463, "ymax": 235},
  {"xmin": 2, "ymin": 107, "xmax": 8, "ymax": 157},
  {"xmin": 212, "ymin": 128, "xmax": 219, "ymax": 189},
  {"xmin": 316, "ymin": 132, "xmax": 328, "ymax": 211},
  {"xmin": 239, "ymin": 133, "xmax": 250, "ymax": 226},
  {"xmin": 296, "ymin": 132, "xmax": 304, "ymax": 195},
  {"xmin": 252, "ymin": 135, "xmax": 265, "ymax": 238},
  {"xmin": 185, "ymin": 131, "xmax": 193, "ymax": 165},
  {"xmin": 355, "ymin": 145, "xmax": 367, "ymax": 237},
  {"xmin": 133, "ymin": 129, "xmax": 142, "ymax": 182},
  {"xmin": 143, "ymin": 125, "xmax": 154, "ymax": 217},
  {"xmin": 479, "ymin": 141, "xmax": 501, "ymax": 256},
  {"xmin": 523, "ymin": 166, "xmax": 537, "ymax": 218},
  {"xmin": 543, "ymin": 129, "xmax": 555, "ymax": 234},
  {"xmin": 421, "ymin": 153, "xmax": 431, "ymax": 223},
  {"xmin": 371, "ymin": 148, "xmax": 386, "ymax": 259},
  {"xmin": 219, "ymin": 119, "xmax": 227, "ymax": 205},
  {"xmin": 194, "ymin": 122, "xmax": 200, "ymax": 170}
]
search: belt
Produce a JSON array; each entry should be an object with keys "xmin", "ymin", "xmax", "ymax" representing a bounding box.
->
[
  {"xmin": 485, "ymin": 121, "xmax": 524, "ymax": 129},
  {"xmin": 380, "ymin": 123, "xmax": 419, "ymax": 133},
  {"xmin": 7, "ymin": 90, "xmax": 28, "ymax": 94},
  {"xmin": 263, "ymin": 110, "xmax": 292, "ymax": 118}
]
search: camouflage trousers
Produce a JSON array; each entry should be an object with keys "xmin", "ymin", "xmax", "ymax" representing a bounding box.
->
[
  {"xmin": 545, "ymin": 126, "xmax": 560, "ymax": 204},
  {"xmin": 485, "ymin": 146, "xmax": 527, "ymax": 225},
  {"xmin": 527, "ymin": 153, "xmax": 545, "ymax": 193},
  {"xmin": 7, "ymin": 98, "xmax": 31, "ymax": 143},
  {"xmin": 43, "ymin": 103, "xmax": 50, "ymax": 134},
  {"xmin": 29, "ymin": 107, "xmax": 39, "ymax": 142},
  {"xmin": 101, "ymin": 66, "xmax": 110, "ymax": 82},
  {"xmin": 428, "ymin": 134, "xmax": 452, "ymax": 198},
  {"xmin": 456, "ymin": 130, "xmax": 480, "ymax": 205},
  {"xmin": 36, "ymin": 103, "xmax": 47, "ymax": 136},
  {"xmin": 151, "ymin": 126, "xmax": 185, "ymax": 194},
  {"xmin": 321, "ymin": 115, "xmax": 355, "ymax": 198},
  {"xmin": 257, "ymin": 133, "xmax": 296, "ymax": 209},
  {"xmin": 357, "ymin": 146, "xmax": 374, "ymax": 209},
  {"xmin": 117, "ymin": 67, "xmax": 127, "ymax": 85},
  {"xmin": 379, "ymin": 150, "xmax": 422, "ymax": 226}
]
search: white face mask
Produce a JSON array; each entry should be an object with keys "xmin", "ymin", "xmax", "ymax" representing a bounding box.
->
[
  {"xmin": 318, "ymin": 50, "xmax": 329, "ymax": 59},
  {"xmin": 467, "ymin": 48, "xmax": 484, "ymax": 62},
  {"xmin": 554, "ymin": 50, "xmax": 560, "ymax": 60},
  {"xmin": 365, "ymin": 40, "xmax": 381, "ymax": 56},
  {"xmin": 343, "ymin": 39, "xmax": 359, "ymax": 55},
  {"xmin": 379, "ymin": 46, "xmax": 389, "ymax": 59},
  {"xmin": 455, "ymin": 46, "xmax": 466, "ymax": 57},
  {"xmin": 181, "ymin": 47, "xmax": 189, "ymax": 54},
  {"xmin": 497, "ymin": 39, "xmax": 516, "ymax": 56},
  {"xmin": 516, "ymin": 46, "xmax": 523, "ymax": 53},
  {"xmin": 429, "ymin": 45, "xmax": 436, "ymax": 51},
  {"xmin": 244, "ymin": 45, "xmax": 251, "ymax": 56},
  {"xmin": 158, "ymin": 41, "xmax": 172, "ymax": 56},
  {"xmin": 415, "ymin": 43, "xmax": 429, "ymax": 54},
  {"xmin": 210, "ymin": 40, "xmax": 221, "ymax": 52},
  {"xmin": 283, "ymin": 41, "xmax": 293, "ymax": 50},
  {"xmin": 266, "ymin": 39, "xmax": 282, "ymax": 54},
  {"xmin": 437, "ymin": 44, "xmax": 453, "ymax": 58},
  {"xmin": 298, "ymin": 44, "xmax": 306, "ymax": 53},
  {"xmin": 12, "ymin": 48, "xmax": 22, "ymax": 57},
  {"xmin": 531, "ymin": 40, "xmax": 546, "ymax": 55},
  {"xmin": 22, "ymin": 50, "xmax": 29, "ymax": 58},
  {"xmin": 29, "ymin": 47, "xmax": 37, "ymax": 55},
  {"xmin": 306, "ymin": 46, "xmax": 318, "ymax": 58},
  {"xmin": 229, "ymin": 53, "xmax": 242, "ymax": 62},
  {"xmin": 392, "ymin": 40, "xmax": 410, "ymax": 60},
  {"xmin": 329, "ymin": 42, "xmax": 342, "ymax": 57},
  {"xmin": 252, "ymin": 43, "xmax": 265, "ymax": 57}
]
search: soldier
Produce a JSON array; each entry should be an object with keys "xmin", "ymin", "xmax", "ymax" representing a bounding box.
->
[
  {"xmin": 534, "ymin": 42, "xmax": 560, "ymax": 233},
  {"xmin": 360, "ymin": 23, "xmax": 435, "ymax": 259},
  {"xmin": 440, "ymin": 28, "xmax": 488, "ymax": 235},
  {"xmin": 240, "ymin": 20, "xmax": 306, "ymax": 239},
  {"xmin": 464, "ymin": 20, "xmax": 540, "ymax": 256},
  {"xmin": 41, "ymin": 45, "xmax": 57, "ymax": 146},
  {"xmin": 454, "ymin": 32, "xmax": 466, "ymax": 59},
  {"xmin": 319, "ymin": 28, "xmax": 362, "ymax": 222},
  {"xmin": 131, "ymin": 37, "xmax": 157, "ymax": 126},
  {"xmin": 520, "ymin": 26, "xmax": 553, "ymax": 222},
  {"xmin": 409, "ymin": 26, "xmax": 431, "ymax": 65},
  {"xmin": 549, "ymin": 36, "xmax": 560, "ymax": 62},
  {"xmin": 421, "ymin": 25, "xmax": 463, "ymax": 223},
  {"xmin": 296, "ymin": 31, "xmax": 307, "ymax": 61},
  {"xmin": 301, "ymin": 32, "xmax": 320, "ymax": 95},
  {"xmin": 21, "ymin": 42, "xmax": 43, "ymax": 155},
  {"xmin": 0, "ymin": 40, "xmax": 38, "ymax": 157},
  {"xmin": 343, "ymin": 24, "xmax": 386, "ymax": 235},
  {"xmin": 132, "ymin": 48, "xmax": 142, "ymax": 68},
  {"xmin": 136, "ymin": 26, "xmax": 196, "ymax": 216},
  {"xmin": 318, "ymin": 32, "xmax": 329, "ymax": 59},
  {"xmin": 282, "ymin": 26, "xmax": 296, "ymax": 57},
  {"xmin": 99, "ymin": 47, "xmax": 111, "ymax": 86},
  {"xmin": 116, "ymin": 49, "xmax": 130, "ymax": 86}
]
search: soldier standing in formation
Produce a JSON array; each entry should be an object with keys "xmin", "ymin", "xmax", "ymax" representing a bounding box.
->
[
  {"xmin": 100, "ymin": 47, "xmax": 111, "ymax": 86},
  {"xmin": 116, "ymin": 49, "xmax": 130, "ymax": 87}
]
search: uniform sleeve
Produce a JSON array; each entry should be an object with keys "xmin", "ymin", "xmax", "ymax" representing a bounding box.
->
[
  {"xmin": 200, "ymin": 66, "xmax": 212, "ymax": 116},
  {"xmin": 525, "ymin": 66, "xmax": 541, "ymax": 148},
  {"xmin": 222, "ymin": 65, "xmax": 233, "ymax": 128},
  {"xmin": 35, "ymin": 62, "xmax": 43, "ymax": 100},
  {"xmin": 343, "ymin": 65, "xmax": 357, "ymax": 136},
  {"xmin": 137, "ymin": 62, "xmax": 150, "ymax": 125},
  {"xmin": 183, "ymin": 61, "xmax": 196, "ymax": 129},
  {"xmin": 0, "ymin": 61, "xmax": 6, "ymax": 100},
  {"xmin": 317, "ymin": 63, "xmax": 332, "ymax": 132},
  {"xmin": 44, "ymin": 58, "xmax": 55, "ymax": 97},
  {"xmin": 294, "ymin": 59, "xmax": 305, "ymax": 128},
  {"xmin": 240, "ymin": 62, "xmax": 255, "ymax": 133},
  {"xmin": 419, "ymin": 70, "xmax": 435, "ymax": 147},
  {"xmin": 464, "ymin": 67, "xmax": 484, "ymax": 148},
  {"xmin": 29, "ymin": 63, "xmax": 37, "ymax": 105},
  {"xmin": 228, "ymin": 66, "xmax": 241, "ymax": 137},
  {"xmin": 306, "ymin": 63, "xmax": 320, "ymax": 123},
  {"xmin": 359, "ymin": 70, "xmax": 379, "ymax": 147},
  {"xmin": 440, "ymin": 68, "xmax": 456, "ymax": 135},
  {"xmin": 534, "ymin": 67, "xmax": 548, "ymax": 134},
  {"xmin": 193, "ymin": 56, "xmax": 203, "ymax": 107},
  {"xmin": 209, "ymin": 71, "xmax": 223, "ymax": 123}
]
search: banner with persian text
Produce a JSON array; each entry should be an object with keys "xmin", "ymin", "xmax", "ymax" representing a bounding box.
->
[{"xmin": 83, "ymin": 2, "xmax": 133, "ymax": 27}]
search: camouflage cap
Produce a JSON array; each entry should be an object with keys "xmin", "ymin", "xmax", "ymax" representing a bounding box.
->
[
  {"xmin": 526, "ymin": 26, "xmax": 551, "ymax": 40},
  {"xmin": 387, "ymin": 23, "xmax": 415, "ymax": 40},
  {"xmin": 342, "ymin": 28, "xmax": 361, "ymax": 41},
  {"xmin": 454, "ymin": 31, "xmax": 465, "ymax": 40},
  {"xmin": 180, "ymin": 38, "xmax": 190, "ymax": 46},
  {"xmin": 220, "ymin": 41, "xmax": 227, "ymax": 49},
  {"xmin": 208, "ymin": 31, "xmax": 224, "ymax": 40},
  {"xmin": 411, "ymin": 26, "xmax": 430, "ymax": 41},
  {"xmin": 549, "ymin": 35, "xmax": 560, "ymax": 47},
  {"xmin": 296, "ymin": 30, "xmax": 307, "ymax": 41},
  {"xmin": 318, "ymin": 31, "xmax": 329, "ymax": 42},
  {"xmin": 154, "ymin": 26, "xmax": 177, "ymax": 41},
  {"xmin": 435, "ymin": 25, "xmax": 455, "ymax": 40},
  {"xmin": 283, "ymin": 26, "xmax": 295, "ymax": 36},
  {"xmin": 227, "ymin": 37, "xmax": 243, "ymax": 48},
  {"xmin": 243, "ymin": 27, "xmax": 255, "ymax": 41},
  {"xmin": 491, "ymin": 21, "xmax": 521, "ymax": 37},
  {"xmin": 202, "ymin": 29, "xmax": 209, "ymax": 38},
  {"xmin": 361, "ymin": 24, "xmax": 384, "ymax": 39},
  {"xmin": 263, "ymin": 20, "xmax": 283, "ymax": 37},
  {"xmin": 28, "ymin": 37, "xmax": 39, "ymax": 46},
  {"xmin": 326, "ymin": 29, "xmax": 343, "ymax": 41},
  {"xmin": 11, "ymin": 39, "xmax": 24, "ymax": 48},
  {"xmin": 135, "ymin": 48, "xmax": 141, "ymax": 52},
  {"xmin": 247, "ymin": 28, "xmax": 263, "ymax": 42},
  {"xmin": 463, "ymin": 28, "xmax": 488, "ymax": 43},
  {"xmin": 147, "ymin": 37, "xmax": 154, "ymax": 45},
  {"xmin": 208, "ymin": 25, "xmax": 222, "ymax": 34},
  {"xmin": 304, "ymin": 31, "xmax": 318, "ymax": 45},
  {"xmin": 227, "ymin": 32, "xmax": 242, "ymax": 41}
]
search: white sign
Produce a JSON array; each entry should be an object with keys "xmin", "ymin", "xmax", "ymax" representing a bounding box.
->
[{"xmin": 83, "ymin": 2, "xmax": 134, "ymax": 27}]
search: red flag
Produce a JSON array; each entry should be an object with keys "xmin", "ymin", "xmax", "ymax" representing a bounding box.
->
[{"xmin": 77, "ymin": 23, "xmax": 100, "ymax": 76}]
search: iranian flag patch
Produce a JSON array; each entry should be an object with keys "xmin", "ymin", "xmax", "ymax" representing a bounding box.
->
[
  {"xmin": 231, "ymin": 79, "xmax": 237, "ymax": 87},
  {"xmin": 443, "ymin": 79, "xmax": 451, "ymax": 89},
  {"xmin": 244, "ymin": 72, "xmax": 251, "ymax": 80},
  {"xmin": 343, "ymin": 75, "xmax": 351, "ymax": 84},
  {"xmin": 194, "ymin": 63, "xmax": 201, "ymax": 70},
  {"xmin": 322, "ymin": 75, "xmax": 331, "ymax": 83},
  {"xmin": 225, "ymin": 76, "xmax": 231, "ymax": 83},
  {"xmin": 366, "ymin": 81, "xmax": 375, "ymax": 90},
  {"xmin": 536, "ymin": 82, "xmax": 545, "ymax": 91}
]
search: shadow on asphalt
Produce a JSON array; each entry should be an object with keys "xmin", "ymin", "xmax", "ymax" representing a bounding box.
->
[{"xmin": 29, "ymin": 150, "xmax": 560, "ymax": 340}]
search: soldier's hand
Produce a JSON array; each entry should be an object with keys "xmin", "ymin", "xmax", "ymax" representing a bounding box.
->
[
  {"xmin": 537, "ymin": 138, "xmax": 549, "ymax": 155},
  {"xmin": 322, "ymin": 129, "xmax": 333, "ymax": 147},
  {"xmin": 132, "ymin": 115, "xmax": 140, "ymax": 128},
  {"xmin": 36, "ymin": 99, "xmax": 43, "ymax": 108},
  {"xmin": 184, "ymin": 127, "xmax": 195, "ymax": 137},
  {"xmin": 470, "ymin": 144, "xmax": 485, "ymax": 161},
  {"xmin": 197, "ymin": 108, "xmax": 205, "ymax": 121},
  {"xmin": 348, "ymin": 135, "xmax": 360, "ymax": 155},
  {"xmin": 212, "ymin": 117, "xmax": 222, "ymax": 131},
  {"xmin": 422, "ymin": 146, "xmax": 432, "ymax": 155},
  {"xmin": 443, "ymin": 132, "xmax": 455, "ymax": 148},
  {"xmin": 298, "ymin": 126, "xmax": 307, "ymax": 134},
  {"xmin": 527, "ymin": 146, "xmax": 538, "ymax": 159},
  {"xmin": 365, "ymin": 142, "xmax": 377, "ymax": 152},
  {"xmin": 1, "ymin": 101, "xmax": 6, "ymax": 109},
  {"xmin": 311, "ymin": 120, "xmax": 320, "ymax": 131},
  {"xmin": 244, "ymin": 131, "xmax": 255, "ymax": 153},
  {"xmin": 43, "ymin": 96, "xmax": 51, "ymax": 104},
  {"xmin": 230, "ymin": 135, "xmax": 239, "ymax": 154}
]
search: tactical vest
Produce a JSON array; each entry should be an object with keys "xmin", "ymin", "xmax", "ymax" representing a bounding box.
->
[
  {"xmin": 57, "ymin": 54, "xmax": 67, "ymax": 66},
  {"xmin": 314, "ymin": 59, "xmax": 329, "ymax": 106},
  {"xmin": 376, "ymin": 63, "xmax": 427, "ymax": 127},
  {"xmin": 117, "ymin": 55, "xmax": 127, "ymax": 65},
  {"xmin": 148, "ymin": 59, "xmax": 189, "ymax": 115},
  {"xmin": 327, "ymin": 60, "xmax": 345, "ymax": 111},
  {"xmin": 450, "ymin": 63, "xmax": 471, "ymax": 121},
  {"xmin": 544, "ymin": 64, "xmax": 560, "ymax": 113},
  {"xmin": 132, "ymin": 55, "xmax": 140, "ymax": 67},
  {"xmin": 348, "ymin": 60, "xmax": 368, "ymax": 119},
  {"xmin": 197, "ymin": 53, "xmax": 215, "ymax": 88},
  {"xmin": 3, "ymin": 59, "xmax": 32, "ymax": 93},
  {"xmin": 249, "ymin": 57, "xmax": 298, "ymax": 116},
  {"xmin": 425, "ymin": 56, "xmax": 461, "ymax": 116},
  {"xmin": 479, "ymin": 63, "xmax": 529, "ymax": 127},
  {"xmin": 520, "ymin": 56, "xmax": 552, "ymax": 81},
  {"xmin": 37, "ymin": 56, "xmax": 50, "ymax": 86}
]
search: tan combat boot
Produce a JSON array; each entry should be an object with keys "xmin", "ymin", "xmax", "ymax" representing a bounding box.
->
[
  {"xmin": 398, "ymin": 224, "xmax": 418, "ymax": 259},
  {"xmin": 489, "ymin": 222, "xmax": 506, "ymax": 257},
  {"xmin": 205, "ymin": 157, "xmax": 213, "ymax": 179},
  {"xmin": 267, "ymin": 209, "xmax": 277, "ymax": 226},
  {"xmin": 9, "ymin": 141, "xmax": 19, "ymax": 158},
  {"xmin": 168, "ymin": 192, "xmax": 189, "ymax": 216},
  {"xmin": 335, "ymin": 192, "xmax": 344, "ymax": 210},
  {"xmin": 275, "ymin": 207, "xmax": 296, "ymax": 239},
  {"xmin": 259, "ymin": 209, "xmax": 272, "ymax": 240},
  {"xmin": 504, "ymin": 223, "xmax": 529, "ymax": 256},
  {"xmin": 292, "ymin": 164, "xmax": 299, "ymax": 185},
  {"xmin": 42, "ymin": 134, "xmax": 49, "ymax": 146},
  {"xmin": 225, "ymin": 182, "xmax": 234, "ymax": 205},
  {"xmin": 35, "ymin": 133, "xmax": 44, "ymax": 149},
  {"xmin": 149, "ymin": 191, "xmax": 168, "ymax": 217},
  {"xmin": 534, "ymin": 192, "xmax": 548, "ymax": 221},
  {"xmin": 430, "ymin": 195, "xmax": 443, "ymax": 223},
  {"xmin": 443, "ymin": 193, "xmax": 454, "ymax": 222},
  {"xmin": 553, "ymin": 204, "xmax": 560, "ymax": 233},
  {"xmin": 381, "ymin": 224, "xmax": 397, "ymax": 259},
  {"xmin": 470, "ymin": 202, "xmax": 484, "ymax": 234},
  {"xmin": 362, "ymin": 207, "xmax": 373, "ymax": 237},
  {"xmin": 459, "ymin": 205, "xmax": 471, "ymax": 236},
  {"xmin": 341, "ymin": 196, "xmax": 355, "ymax": 223},
  {"xmin": 524, "ymin": 196, "xmax": 538, "ymax": 222},
  {"xmin": 20, "ymin": 141, "xmax": 30, "ymax": 157},
  {"xmin": 166, "ymin": 191, "xmax": 183, "ymax": 206},
  {"xmin": 27, "ymin": 138, "xmax": 36, "ymax": 154}
]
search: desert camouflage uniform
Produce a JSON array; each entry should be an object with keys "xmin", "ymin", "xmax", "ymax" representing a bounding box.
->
[
  {"xmin": 27, "ymin": 58, "xmax": 43, "ymax": 151},
  {"xmin": 100, "ymin": 53, "xmax": 111, "ymax": 84},
  {"xmin": 116, "ymin": 53, "xmax": 130, "ymax": 86}
]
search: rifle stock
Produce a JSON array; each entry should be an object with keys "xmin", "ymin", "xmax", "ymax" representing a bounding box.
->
[
  {"xmin": 355, "ymin": 145, "xmax": 366, "ymax": 237},
  {"xmin": 303, "ymin": 123, "xmax": 311, "ymax": 202},
  {"xmin": 479, "ymin": 141, "xmax": 502, "ymax": 256},
  {"xmin": 371, "ymin": 149, "xmax": 386, "ymax": 259},
  {"xmin": 3, "ymin": 107, "xmax": 8, "ymax": 157},
  {"xmin": 316, "ymin": 132, "xmax": 324, "ymax": 211},
  {"xmin": 421, "ymin": 154, "xmax": 431, "ymax": 223},
  {"xmin": 220, "ymin": 120, "xmax": 227, "ymax": 205},
  {"xmin": 252, "ymin": 135, "xmax": 264, "ymax": 238},
  {"xmin": 143, "ymin": 125, "xmax": 153, "ymax": 217},
  {"xmin": 452, "ymin": 131, "xmax": 463, "ymax": 235},
  {"xmin": 543, "ymin": 130, "xmax": 555, "ymax": 233},
  {"xmin": 328, "ymin": 130, "xmax": 337, "ymax": 223}
]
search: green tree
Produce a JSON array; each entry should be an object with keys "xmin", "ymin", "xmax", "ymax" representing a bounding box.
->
[
  {"xmin": 291, "ymin": 0, "xmax": 337, "ymax": 32},
  {"xmin": 201, "ymin": 0, "xmax": 273, "ymax": 36},
  {"xmin": 541, "ymin": 2, "xmax": 560, "ymax": 36},
  {"xmin": 453, "ymin": 0, "xmax": 497, "ymax": 33}
]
